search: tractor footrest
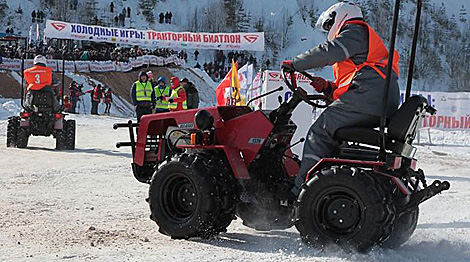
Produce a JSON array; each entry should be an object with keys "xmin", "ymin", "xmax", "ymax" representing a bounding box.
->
[{"xmin": 398, "ymin": 180, "xmax": 450, "ymax": 214}]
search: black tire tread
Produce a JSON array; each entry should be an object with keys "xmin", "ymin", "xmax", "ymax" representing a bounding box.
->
[
  {"xmin": 149, "ymin": 153, "xmax": 235, "ymax": 239},
  {"xmin": 16, "ymin": 126, "xmax": 29, "ymax": 148},
  {"xmin": 296, "ymin": 167, "xmax": 395, "ymax": 252},
  {"xmin": 6, "ymin": 116, "xmax": 20, "ymax": 147},
  {"xmin": 65, "ymin": 120, "xmax": 76, "ymax": 150}
]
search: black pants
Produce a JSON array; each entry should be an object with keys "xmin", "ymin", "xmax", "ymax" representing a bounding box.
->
[
  {"xmin": 104, "ymin": 103, "xmax": 111, "ymax": 114},
  {"xmin": 292, "ymin": 105, "xmax": 380, "ymax": 195},
  {"xmin": 91, "ymin": 101, "xmax": 99, "ymax": 115},
  {"xmin": 71, "ymin": 96, "xmax": 78, "ymax": 113},
  {"xmin": 136, "ymin": 105, "xmax": 153, "ymax": 122},
  {"xmin": 24, "ymin": 87, "xmax": 60, "ymax": 112}
]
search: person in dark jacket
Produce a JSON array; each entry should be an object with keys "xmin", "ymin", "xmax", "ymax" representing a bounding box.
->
[
  {"xmin": 104, "ymin": 88, "xmax": 113, "ymax": 115},
  {"xmin": 69, "ymin": 81, "xmax": 81, "ymax": 114},
  {"xmin": 130, "ymin": 71, "xmax": 155, "ymax": 122},
  {"xmin": 86, "ymin": 83, "xmax": 103, "ymax": 115},
  {"xmin": 180, "ymin": 78, "xmax": 199, "ymax": 109},
  {"xmin": 159, "ymin": 13, "xmax": 164, "ymax": 24},
  {"xmin": 281, "ymin": 2, "xmax": 400, "ymax": 198}
]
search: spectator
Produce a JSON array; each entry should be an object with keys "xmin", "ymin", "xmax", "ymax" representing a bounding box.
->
[
  {"xmin": 194, "ymin": 50, "xmax": 199, "ymax": 61},
  {"xmin": 31, "ymin": 10, "xmax": 36, "ymax": 23},
  {"xmin": 147, "ymin": 70, "xmax": 157, "ymax": 87},
  {"xmin": 69, "ymin": 81, "xmax": 81, "ymax": 114},
  {"xmin": 166, "ymin": 76, "xmax": 186, "ymax": 111},
  {"xmin": 127, "ymin": 7, "xmax": 131, "ymax": 18},
  {"xmin": 159, "ymin": 13, "xmax": 164, "ymax": 24},
  {"xmin": 130, "ymin": 71, "xmax": 155, "ymax": 122},
  {"xmin": 104, "ymin": 88, "xmax": 113, "ymax": 115},
  {"xmin": 168, "ymin": 12, "xmax": 173, "ymax": 24},
  {"xmin": 154, "ymin": 76, "xmax": 171, "ymax": 113},
  {"xmin": 114, "ymin": 15, "xmax": 119, "ymax": 25},
  {"xmin": 165, "ymin": 12, "xmax": 170, "ymax": 24},
  {"xmin": 37, "ymin": 11, "xmax": 44, "ymax": 23},
  {"xmin": 110, "ymin": 2, "xmax": 114, "ymax": 13},
  {"xmin": 181, "ymin": 78, "xmax": 199, "ymax": 109},
  {"xmin": 88, "ymin": 83, "xmax": 103, "ymax": 115},
  {"xmin": 63, "ymin": 95, "xmax": 72, "ymax": 113},
  {"xmin": 119, "ymin": 13, "xmax": 125, "ymax": 27}
]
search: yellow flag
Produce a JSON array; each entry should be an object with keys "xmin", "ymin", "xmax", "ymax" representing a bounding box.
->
[{"xmin": 230, "ymin": 59, "xmax": 245, "ymax": 106}]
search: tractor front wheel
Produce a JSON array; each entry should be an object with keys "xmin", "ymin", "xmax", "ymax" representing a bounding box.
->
[{"xmin": 149, "ymin": 154, "xmax": 234, "ymax": 239}]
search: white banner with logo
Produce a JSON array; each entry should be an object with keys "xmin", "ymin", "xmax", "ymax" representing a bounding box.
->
[
  {"xmin": 57, "ymin": 60, "xmax": 75, "ymax": 72},
  {"xmin": 75, "ymin": 61, "xmax": 90, "ymax": 72},
  {"xmin": 0, "ymin": 54, "xmax": 183, "ymax": 72},
  {"xmin": 404, "ymin": 91, "xmax": 470, "ymax": 131},
  {"xmin": 44, "ymin": 20, "xmax": 265, "ymax": 51},
  {"xmin": 89, "ymin": 60, "xmax": 116, "ymax": 72}
]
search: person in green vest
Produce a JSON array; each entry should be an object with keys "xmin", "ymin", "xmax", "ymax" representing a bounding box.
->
[
  {"xmin": 166, "ymin": 76, "xmax": 187, "ymax": 111},
  {"xmin": 154, "ymin": 76, "xmax": 171, "ymax": 113},
  {"xmin": 130, "ymin": 71, "xmax": 155, "ymax": 122}
]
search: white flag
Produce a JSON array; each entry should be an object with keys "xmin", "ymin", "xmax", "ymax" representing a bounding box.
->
[{"xmin": 238, "ymin": 63, "xmax": 253, "ymax": 91}]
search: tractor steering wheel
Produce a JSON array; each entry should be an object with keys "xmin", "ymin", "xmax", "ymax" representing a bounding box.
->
[{"xmin": 281, "ymin": 68, "xmax": 331, "ymax": 109}]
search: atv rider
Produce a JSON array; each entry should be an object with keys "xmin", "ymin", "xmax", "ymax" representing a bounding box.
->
[
  {"xmin": 281, "ymin": 2, "xmax": 400, "ymax": 196},
  {"xmin": 23, "ymin": 55, "xmax": 60, "ymax": 111}
]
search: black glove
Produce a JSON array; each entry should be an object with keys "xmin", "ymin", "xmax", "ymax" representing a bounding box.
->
[{"xmin": 168, "ymin": 98, "xmax": 174, "ymax": 103}]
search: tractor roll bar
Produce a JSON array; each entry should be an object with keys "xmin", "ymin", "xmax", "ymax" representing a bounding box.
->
[
  {"xmin": 18, "ymin": 38, "xmax": 71, "ymax": 110},
  {"xmin": 380, "ymin": 0, "xmax": 401, "ymax": 155},
  {"xmin": 20, "ymin": 55, "xmax": 25, "ymax": 110},
  {"xmin": 405, "ymin": 0, "xmax": 423, "ymax": 101},
  {"xmin": 380, "ymin": 0, "xmax": 423, "ymax": 154}
]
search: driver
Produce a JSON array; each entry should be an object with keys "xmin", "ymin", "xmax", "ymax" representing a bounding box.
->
[
  {"xmin": 281, "ymin": 2, "xmax": 400, "ymax": 197},
  {"xmin": 24, "ymin": 55, "xmax": 60, "ymax": 111}
]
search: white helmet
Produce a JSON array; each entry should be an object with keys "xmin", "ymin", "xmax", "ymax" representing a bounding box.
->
[
  {"xmin": 33, "ymin": 55, "xmax": 47, "ymax": 66},
  {"xmin": 316, "ymin": 1, "xmax": 363, "ymax": 41}
]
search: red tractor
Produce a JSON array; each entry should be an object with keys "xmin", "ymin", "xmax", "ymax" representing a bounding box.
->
[
  {"xmin": 115, "ymin": 69, "xmax": 449, "ymax": 251},
  {"xmin": 114, "ymin": 0, "xmax": 449, "ymax": 252}
]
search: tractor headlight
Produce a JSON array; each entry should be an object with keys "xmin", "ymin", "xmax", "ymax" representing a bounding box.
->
[{"xmin": 194, "ymin": 110, "xmax": 214, "ymax": 131}]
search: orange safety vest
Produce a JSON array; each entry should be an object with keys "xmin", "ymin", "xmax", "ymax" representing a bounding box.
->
[
  {"xmin": 332, "ymin": 20, "xmax": 400, "ymax": 100},
  {"xmin": 24, "ymin": 65, "xmax": 53, "ymax": 91}
]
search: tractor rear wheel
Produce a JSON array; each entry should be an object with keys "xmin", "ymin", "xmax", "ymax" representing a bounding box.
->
[
  {"xmin": 381, "ymin": 207, "xmax": 419, "ymax": 248},
  {"xmin": 296, "ymin": 167, "xmax": 394, "ymax": 252},
  {"xmin": 149, "ymin": 154, "xmax": 235, "ymax": 239},
  {"xmin": 16, "ymin": 127, "xmax": 29, "ymax": 148},
  {"xmin": 64, "ymin": 120, "xmax": 76, "ymax": 150},
  {"xmin": 6, "ymin": 116, "xmax": 20, "ymax": 147},
  {"xmin": 55, "ymin": 129, "xmax": 66, "ymax": 150}
]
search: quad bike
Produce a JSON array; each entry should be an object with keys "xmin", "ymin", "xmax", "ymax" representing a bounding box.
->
[
  {"xmin": 114, "ymin": 0, "xmax": 449, "ymax": 252},
  {"xmin": 6, "ymin": 53, "xmax": 75, "ymax": 150}
]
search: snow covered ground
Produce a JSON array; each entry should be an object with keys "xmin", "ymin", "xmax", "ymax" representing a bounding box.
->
[{"xmin": 0, "ymin": 114, "xmax": 470, "ymax": 262}]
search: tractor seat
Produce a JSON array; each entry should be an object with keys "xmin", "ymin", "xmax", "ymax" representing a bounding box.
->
[
  {"xmin": 31, "ymin": 91, "xmax": 54, "ymax": 112},
  {"xmin": 335, "ymin": 96, "xmax": 429, "ymax": 154},
  {"xmin": 335, "ymin": 127, "xmax": 382, "ymax": 147}
]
